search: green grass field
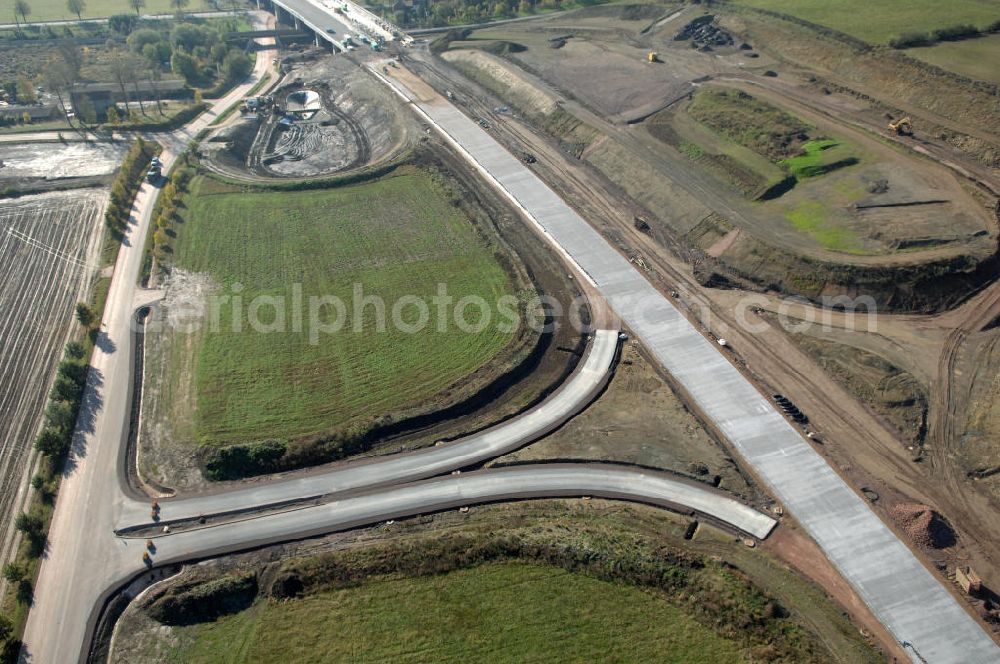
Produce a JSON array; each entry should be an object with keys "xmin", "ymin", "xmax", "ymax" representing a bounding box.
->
[
  {"xmin": 167, "ymin": 171, "xmax": 518, "ymax": 447},
  {"xmin": 780, "ymin": 139, "xmax": 858, "ymax": 178},
  {"xmin": 906, "ymin": 33, "xmax": 1000, "ymax": 84},
  {"xmin": 11, "ymin": 0, "xmax": 220, "ymax": 22},
  {"xmin": 158, "ymin": 562, "xmax": 751, "ymax": 663},
  {"xmin": 687, "ymin": 88, "xmax": 811, "ymax": 162},
  {"xmin": 784, "ymin": 200, "xmax": 862, "ymax": 254},
  {"xmin": 729, "ymin": 0, "xmax": 1000, "ymax": 44}
]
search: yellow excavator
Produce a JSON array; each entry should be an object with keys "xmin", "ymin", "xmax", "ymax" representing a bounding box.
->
[
  {"xmin": 647, "ymin": 51, "xmax": 661, "ymax": 63},
  {"xmin": 888, "ymin": 116, "xmax": 913, "ymax": 136}
]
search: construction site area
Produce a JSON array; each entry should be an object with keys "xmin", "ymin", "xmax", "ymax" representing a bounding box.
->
[
  {"xmin": 203, "ymin": 57, "xmax": 413, "ymax": 180},
  {"xmin": 397, "ymin": 0, "xmax": 1000, "ymax": 639},
  {"xmin": 5, "ymin": 1, "xmax": 1000, "ymax": 662}
]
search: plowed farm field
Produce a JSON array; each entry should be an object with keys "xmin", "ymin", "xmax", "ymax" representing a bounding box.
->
[{"xmin": 0, "ymin": 189, "xmax": 105, "ymax": 570}]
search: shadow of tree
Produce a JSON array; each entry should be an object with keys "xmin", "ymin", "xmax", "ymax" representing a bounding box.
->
[{"xmin": 62, "ymin": 367, "xmax": 104, "ymax": 475}]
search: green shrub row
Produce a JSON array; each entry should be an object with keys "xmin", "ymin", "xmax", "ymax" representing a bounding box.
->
[
  {"xmin": 145, "ymin": 573, "xmax": 257, "ymax": 626},
  {"xmin": 889, "ymin": 20, "xmax": 1000, "ymax": 49},
  {"xmin": 104, "ymin": 138, "xmax": 159, "ymax": 241},
  {"xmin": 31, "ymin": 341, "xmax": 90, "ymax": 463},
  {"xmin": 151, "ymin": 164, "xmax": 194, "ymax": 265},
  {"xmin": 201, "ymin": 414, "xmax": 394, "ymax": 481}
]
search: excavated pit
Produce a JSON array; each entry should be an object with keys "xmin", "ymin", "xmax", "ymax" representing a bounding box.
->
[{"xmin": 204, "ymin": 57, "xmax": 414, "ymax": 180}]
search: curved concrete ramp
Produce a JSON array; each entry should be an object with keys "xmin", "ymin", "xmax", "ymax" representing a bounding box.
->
[
  {"xmin": 143, "ymin": 464, "xmax": 777, "ymax": 569},
  {"xmin": 118, "ymin": 330, "xmax": 620, "ymax": 530}
]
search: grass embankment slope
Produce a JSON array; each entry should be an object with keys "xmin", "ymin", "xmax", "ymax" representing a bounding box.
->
[
  {"xmin": 663, "ymin": 88, "xmax": 868, "ymax": 253},
  {"xmin": 115, "ymin": 506, "xmax": 878, "ymax": 663},
  {"xmin": 167, "ymin": 170, "xmax": 518, "ymax": 448},
  {"xmin": 147, "ymin": 561, "xmax": 752, "ymax": 663},
  {"xmin": 727, "ymin": 0, "xmax": 1000, "ymax": 44},
  {"xmin": 728, "ymin": 0, "xmax": 1000, "ymax": 84}
]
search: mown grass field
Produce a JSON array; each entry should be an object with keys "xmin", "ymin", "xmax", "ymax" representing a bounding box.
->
[
  {"xmin": 14, "ymin": 0, "xmax": 208, "ymax": 22},
  {"xmin": 729, "ymin": 0, "xmax": 1000, "ymax": 44},
  {"xmin": 156, "ymin": 562, "xmax": 751, "ymax": 663},
  {"xmin": 906, "ymin": 33, "xmax": 1000, "ymax": 84},
  {"xmin": 167, "ymin": 170, "xmax": 518, "ymax": 447}
]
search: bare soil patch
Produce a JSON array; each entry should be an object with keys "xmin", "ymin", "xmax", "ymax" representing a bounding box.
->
[{"xmin": 493, "ymin": 342, "xmax": 753, "ymax": 498}]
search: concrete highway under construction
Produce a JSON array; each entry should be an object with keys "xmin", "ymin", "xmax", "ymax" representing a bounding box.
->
[
  {"xmin": 372, "ymin": 65, "xmax": 1000, "ymax": 663},
  {"xmin": 13, "ymin": 2, "xmax": 1000, "ymax": 663}
]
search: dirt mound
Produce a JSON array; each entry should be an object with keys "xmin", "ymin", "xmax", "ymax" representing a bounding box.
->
[{"xmin": 889, "ymin": 502, "xmax": 957, "ymax": 549}]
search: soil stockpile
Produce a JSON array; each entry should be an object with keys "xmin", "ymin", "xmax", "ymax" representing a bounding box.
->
[{"xmin": 889, "ymin": 502, "xmax": 957, "ymax": 549}]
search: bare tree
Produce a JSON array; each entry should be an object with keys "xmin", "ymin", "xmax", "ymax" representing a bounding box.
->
[
  {"xmin": 147, "ymin": 61, "xmax": 164, "ymax": 117},
  {"xmin": 109, "ymin": 49, "xmax": 134, "ymax": 113},
  {"xmin": 129, "ymin": 62, "xmax": 149, "ymax": 117},
  {"xmin": 43, "ymin": 57, "xmax": 76, "ymax": 130},
  {"xmin": 66, "ymin": 0, "xmax": 85, "ymax": 20},
  {"xmin": 112, "ymin": 49, "xmax": 148, "ymax": 117},
  {"xmin": 14, "ymin": 0, "xmax": 31, "ymax": 24},
  {"xmin": 128, "ymin": 0, "xmax": 145, "ymax": 15},
  {"xmin": 57, "ymin": 40, "xmax": 83, "ymax": 80},
  {"xmin": 170, "ymin": 0, "xmax": 190, "ymax": 15}
]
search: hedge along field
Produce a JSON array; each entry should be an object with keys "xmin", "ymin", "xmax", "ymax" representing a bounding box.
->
[
  {"xmin": 727, "ymin": 0, "xmax": 1000, "ymax": 44},
  {"xmin": 167, "ymin": 170, "xmax": 519, "ymax": 448},
  {"xmin": 140, "ymin": 562, "xmax": 753, "ymax": 663}
]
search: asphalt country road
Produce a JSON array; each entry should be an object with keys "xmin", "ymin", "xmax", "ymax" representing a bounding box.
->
[
  {"xmin": 16, "ymin": 17, "xmax": 778, "ymax": 664},
  {"xmin": 18, "ymin": 18, "xmax": 281, "ymax": 664}
]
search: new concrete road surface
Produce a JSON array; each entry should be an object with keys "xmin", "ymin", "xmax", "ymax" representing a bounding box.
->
[
  {"xmin": 139, "ymin": 465, "xmax": 777, "ymax": 562},
  {"xmin": 18, "ymin": 34, "xmax": 775, "ymax": 660},
  {"xmin": 271, "ymin": 0, "xmax": 357, "ymax": 46},
  {"xmin": 118, "ymin": 329, "xmax": 620, "ymax": 531},
  {"xmin": 374, "ymin": 66, "xmax": 1000, "ymax": 662},
  {"xmin": 40, "ymin": 463, "xmax": 777, "ymax": 664}
]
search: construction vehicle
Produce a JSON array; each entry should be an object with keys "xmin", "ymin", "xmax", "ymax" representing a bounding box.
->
[
  {"xmin": 647, "ymin": 51, "xmax": 660, "ymax": 63},
  {"xmin": 888, "ymin": 116, "xmax": 913, "ymax": 136}
]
